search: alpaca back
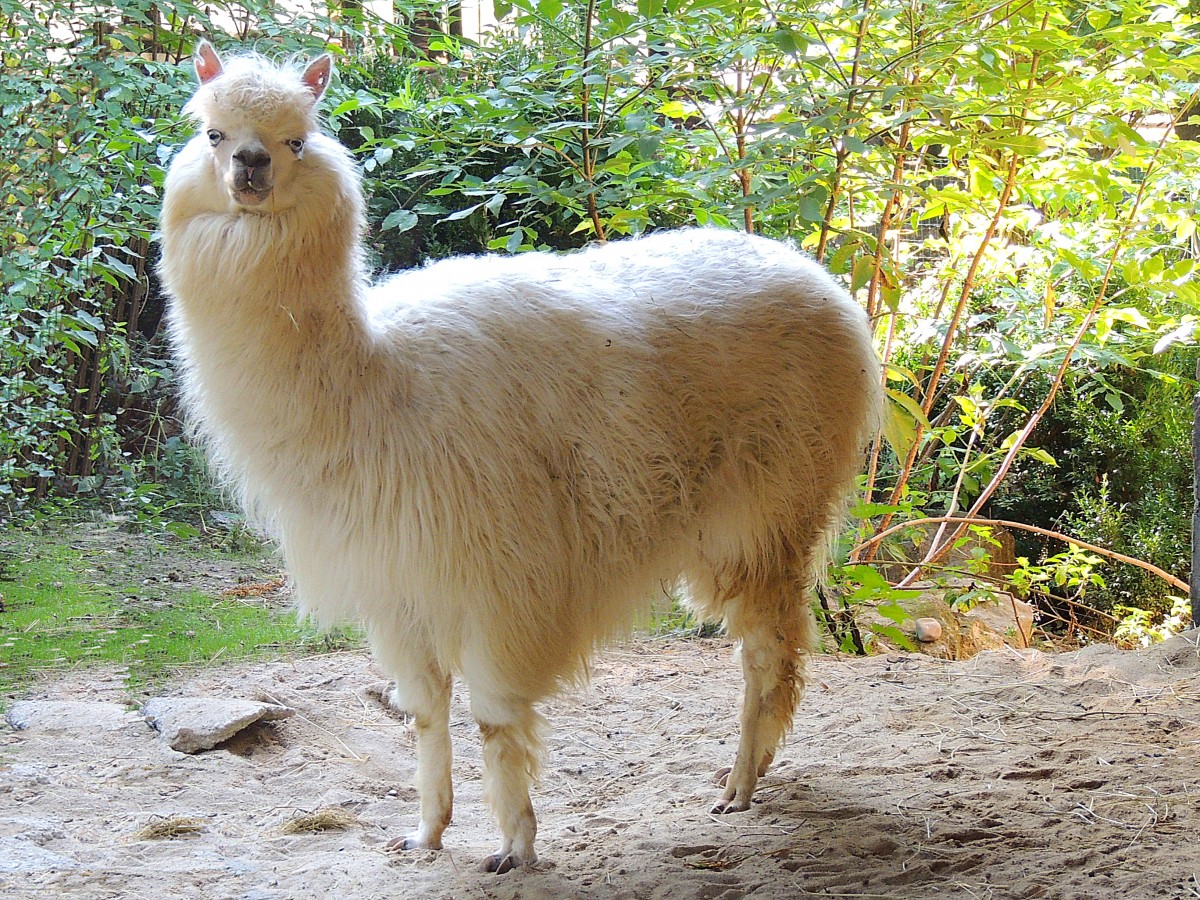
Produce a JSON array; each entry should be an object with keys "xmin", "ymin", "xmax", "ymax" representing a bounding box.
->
[{"xmin": 315, "ymin": 229, "xmax": 882, "ymax": 692}]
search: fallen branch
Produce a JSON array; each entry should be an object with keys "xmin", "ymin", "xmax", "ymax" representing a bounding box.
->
[{"xmin": 850, "ymin": 515, "xmax": 1189, "ymax": 595}]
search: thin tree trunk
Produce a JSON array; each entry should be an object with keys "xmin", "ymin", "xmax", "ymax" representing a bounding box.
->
[
  {"xmin": 1192, "ymin": 359, "xmax": 1200, "ymax": 625},
  {"xmin": 579, "ymin": 0, "xmax": 605, "ymax": 242}
]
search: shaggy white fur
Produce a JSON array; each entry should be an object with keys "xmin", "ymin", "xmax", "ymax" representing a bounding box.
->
[{"xmin": 159, "ymin": 42, "xmax": 883, "ymax": 873}]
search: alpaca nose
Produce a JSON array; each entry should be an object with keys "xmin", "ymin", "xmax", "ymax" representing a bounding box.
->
[
  {"xmin": 232, "ymin": 143, "xmax": 273, "ymax": 194},
  {"xmin": 234, "ymin": 146, "xmax": 272, "ymax": 173}
]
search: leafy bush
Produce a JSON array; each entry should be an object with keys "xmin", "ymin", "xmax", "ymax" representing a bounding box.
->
[
  {"xmin": 4, "ymin": 0, "xmax": 1199, "ymax": 635},
  {"xmin": 0, "ymin": 0, "xmax": 368, "ymax": 502}
]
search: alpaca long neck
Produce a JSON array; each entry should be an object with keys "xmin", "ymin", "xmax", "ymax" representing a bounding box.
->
[
  {"xmin": 167, "ymin": 199, "xmax": 367, "ymax": 349},
  {"xmin": 163, "ymin": 169, "xmax": 381, "ymax": 501}
]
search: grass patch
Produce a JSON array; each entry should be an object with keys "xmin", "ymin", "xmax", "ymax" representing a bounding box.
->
[
  {"xmin": 0, "ymin": 521, "xmax": 362, "ymax": 698},
  {"xmin": 645, "ymin": 596, "xmax": 723, "ymax": 638}
]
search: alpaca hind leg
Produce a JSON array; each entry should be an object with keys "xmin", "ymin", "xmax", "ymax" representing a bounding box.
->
[
  {"xmin": 471, "ymin": 692, "xmax": 545, "ymax": 873},
  {"xmin": 381, "ymin": 664, "xmax": 453, "ymax": 851},
  {"xmin": 713, "ymin": 574, "xmax": 815, "ymax": 814}
]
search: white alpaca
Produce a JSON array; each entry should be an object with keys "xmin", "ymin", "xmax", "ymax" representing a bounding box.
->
[{"xmin": 160, "ymin": 42, "xmax": 883, "ymax": 873}]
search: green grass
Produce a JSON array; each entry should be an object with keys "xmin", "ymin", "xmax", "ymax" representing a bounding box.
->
[
  {"xmin": 0, "ymin": 525, "xmax": 360, "ymax": 698},
  {"xmin": 0, "ymin": 508, "xmax": 725, "ymax": 703},
  {"xmin": 644, "ymin": 595, "xmax": 723, "ymax": 638}
]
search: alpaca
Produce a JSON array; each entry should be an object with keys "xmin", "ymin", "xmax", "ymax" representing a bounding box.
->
[{"xmin": 159, "ymin": 41, "xmax": 883, "ymax": 873}]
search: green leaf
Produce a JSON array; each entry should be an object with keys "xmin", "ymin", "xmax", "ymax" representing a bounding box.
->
[
  {"xmin": 769, "ymin": 26, "xmax": 806, "ymax": 56},
  {"xmin": 850, "ymin": 255, "xmax": 875, "ymax": 293},
  {"xmin": 165, "ymin": 521, "xmax": 201, "ymax": 540},
  {"xmin": 656, "ymin": 100, "xmax": 691, "ymax": 119},
  {"xmin": 1023, "ymin": 447, "xmax": 1058, "ymax": 467},
  {"xmin": 867, "ymin": 623, "xmax": 917, "ymax": 652},
  {"xmin": 796, "ymin": 192, "xmax": 825, "ymax": 223},
  {"xmin": 850, "ymin": 501, "xmax": 905, "ymax": 518},
  {"xmin": 1058, "ymin": 248, "xmax": 1101, "ymax": 280},
  {"xmin": 882, "ymin": 389, "xmax": 932, "ymax": 457},
  {"xmin": 841, "ymin": 564, "xmax": 890, "ymax": 591},
  {"xmin": 74, "ymin": 311, "xmax": 105, "ymax": 331},
  {"xmin": 100, "ymin": 254, "xmax": 137, "ymax": 280},
  {"xmin": 1153, "ymin": 320, "xmax": 1197, "ymax": 355},
  {"xmin": 636, "ymin": 134, "xmax": 662, "ymax": 159},
  {"xmin": 876, "ymin": 602, "xmax": 910, "ymax": 626},
  {"xmin": 443, "ymin": 203, "xmax": 484, "ymax": 222},
  {"xmin": 841, "ymin": 135, "xmax": 869, "ymax": 154},
  {"xmin": 884, "ymin": 363, "xmax": 920, "ymax": 389},
  {"xmin": 381, "ymin": 209, "xmax": 418, "ymax": 232}
]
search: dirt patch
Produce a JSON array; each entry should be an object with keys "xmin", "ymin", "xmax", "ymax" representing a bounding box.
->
[
  {"xmin": 61, "ymin": 522, "xmax": 288, "ymax": 604},
  {"xmin": 3, "ymin": 633, "xmax": 1199, "ymax": 899}
]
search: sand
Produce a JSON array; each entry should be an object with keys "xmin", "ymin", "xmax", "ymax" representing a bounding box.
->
[{"xmin": 3, "ymin": 632, "xmax": 1199, "ymax": 899}]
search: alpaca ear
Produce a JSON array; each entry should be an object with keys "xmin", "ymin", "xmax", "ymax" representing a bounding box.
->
[
  {"xmin": 194, "ymin": 40, "xmax": 223, "ymax": 84},
  {"xmin": 302, "ymin": 54, "xmax": 333, "ymax": 102}
]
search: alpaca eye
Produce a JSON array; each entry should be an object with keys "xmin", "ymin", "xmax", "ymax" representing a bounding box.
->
[
  {"xmin": 207, "ymin": 129, "xmax": 223, "ymax": 146},
  {"xmin": 287, "ymin": 138, "xmax": 305, "ymax": 154}
]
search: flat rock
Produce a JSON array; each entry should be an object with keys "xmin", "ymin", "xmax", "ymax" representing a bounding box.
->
[
  {"xmin": 5, "ymin": 700, "xmax": 140, "ymax": 733},
  {"xmin": 142, "ymin": 697, "xmax": 295, "ymax": 753}
]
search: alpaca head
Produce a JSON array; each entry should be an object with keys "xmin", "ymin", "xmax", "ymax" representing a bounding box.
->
[{"xmin": 184, "ymin": 41, "xmax": 333, "ymax": 212}]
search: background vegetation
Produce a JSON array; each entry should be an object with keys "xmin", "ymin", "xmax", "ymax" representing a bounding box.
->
[{"xmin": 3, "ymin": 0, "xmax": 1199, "ymax": 671}]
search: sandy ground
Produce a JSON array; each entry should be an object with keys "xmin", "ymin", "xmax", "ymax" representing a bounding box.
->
[{"xmin": 2, "ymin": 632, "xmax": 1199, "ymax": 900}]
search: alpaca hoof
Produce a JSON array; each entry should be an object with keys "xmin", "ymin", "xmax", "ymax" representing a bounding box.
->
[
  {"xmin": 482, "ymin": 851, "xmax": 530, "ymax": 874},
  {"xmin": 386, "ymin": 832, "xmax": 441, "ymax": 852},
  {"xmin": 711, "ymin": 778, "xmax": 754, "ymax": 814},
  {"xmin": 711, "ymin": 796, "xmax": 753, "ymax": 814}
]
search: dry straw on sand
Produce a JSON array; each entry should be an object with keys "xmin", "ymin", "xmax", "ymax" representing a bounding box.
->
[
  {"xmin": 278, "ymin": 808, "xmax": 362, "ymax": 835},
  {"xmin": 133, "ymin": 816, "xmax": 206, "ymax": 840}
]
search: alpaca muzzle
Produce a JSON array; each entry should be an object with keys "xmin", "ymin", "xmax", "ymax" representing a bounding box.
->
[{"xmin": 230, "ymin": 145, "xmax": 273, "ymax": 204}]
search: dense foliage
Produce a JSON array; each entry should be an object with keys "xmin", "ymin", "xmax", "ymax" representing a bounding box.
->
[
  {"xmin": 3, "ymin": 0, "xmax": 1198, "ymax": 632},
  {"xmin": 0, "ymin": 0, "xmax": 354, "ymax": 502}
]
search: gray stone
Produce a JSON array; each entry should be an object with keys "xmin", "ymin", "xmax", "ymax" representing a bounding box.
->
[
  {"xmin": 914, "ymin": 617, "xmax": 943, "ymax": 642},
  {"xmin": 142, "ymin": 697, "xmax": 295, "ymax": 754},
  {"xmin": 5, "ymin": 700, "xmax": 139, "ymax": 733}
]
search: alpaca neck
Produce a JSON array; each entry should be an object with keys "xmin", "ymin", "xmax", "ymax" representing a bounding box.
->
[
  {"xmin": 162, "ymin": 149, "xmax": 382, "ymax": 493},
  {"xmin": 164, "ymin": 133, "xmax": 375, "ymax": 358}
]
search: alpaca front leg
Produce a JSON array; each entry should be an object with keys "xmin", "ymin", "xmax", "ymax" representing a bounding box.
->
[
  {"xmin": 382, "ymin": 668, "xmax": 453, "ymax": 852},
  {"xmin": 471, "ymin": 694, "xmax": 545, "ymax": 873}
]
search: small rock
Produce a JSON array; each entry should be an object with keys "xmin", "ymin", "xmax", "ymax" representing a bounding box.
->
[
  {"xmin": 142, "ymin": 697, "xmax": 294, "ymax": 754},
  {"xmin": 915, "ymin": 617, "xmax": 943, "ymax": 642}
]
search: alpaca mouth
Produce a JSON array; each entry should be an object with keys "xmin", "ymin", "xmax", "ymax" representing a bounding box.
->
[{"xmin": 232, "ymin": 186, "xmax": 271, "ymax": 207}]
